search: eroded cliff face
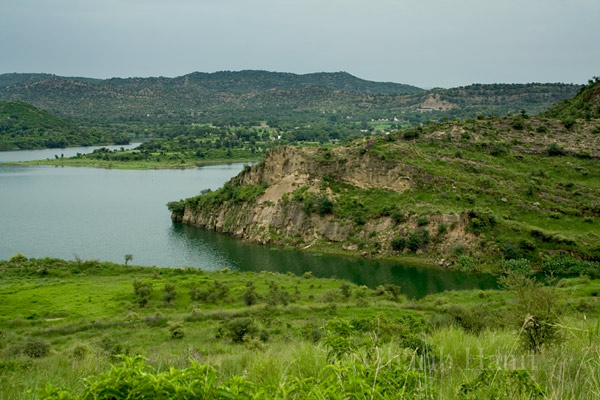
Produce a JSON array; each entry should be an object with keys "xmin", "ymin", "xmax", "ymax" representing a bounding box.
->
[{"xmin": 173, "ymin": 146, "xmax": 477, "ymax": 265}]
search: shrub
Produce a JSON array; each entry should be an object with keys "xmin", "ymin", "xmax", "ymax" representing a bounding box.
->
[
  {"xmin": 402, "ymin": 129, "xmax": 419, "ymax": 140},
  {"xmin": 220, "ymin": 317, "xmax": 258, "ymax": 343},
  {"xmin": 391, "ymin": 211, "xmax": 407, "ymax": 224},
  {"xmin": 437, "ymin": 223, "xmax": 448, "ymax": 236},
  {"xmin": 501, "ymin": 240, "xmax": 521, "ymax": 260},
  {"xmin": 339, "ymin": 283, "xmax": 352, "ymax": 299},
  {"xmin": 168, "ymin": 321, "xmax": 185, "ymax": 339},
  {"xmin": 71, "ymin": 344, "xmax": 89, "ymax": 360},
  {"xmin": 315, "ymin": 195, "xmax": 333, "ymax": 216},
  {"xmin": 390, "ymin": 236, "xmax": 406, "ymax": 251},
  {"xmin": 189, "ymin": 280, "xmax": 230, "ymax": 303},
  {"xmin": 9, "ymin": 253, "xmax": 27, "ymax": 263},
  {"xmin": 447, "ymin": 305, "xmax": 490, "ymax": 334},
  {"xmin": 459, "ymin": 363, "xmax": 545, "ymax": 399},
  {"xmin": 541, "ymin": 254, "xmax": 600, "ymax": 277},
  {"xmin": 416, "ymin": 216, "xmax": 429, "ymax": 226},
  {"xmin": 22, "ymin": 337, "xmax": 50, "ymax": 358},
  {"xmin": 242, "ymin": 281, "xmax": 258, "ymax": 306},
  {"xmin": 99, "ymin": 337, "xmax": 129, "ymax": 359},
  {"xmin": 501, "ymin": 258, "xmax": 531, "ymax": 275},
  {"xmin": 266, "ymin": 283, "xmax": 290, "ymax": 306},
  {"xmin": 375, "ymin": 284, "xmax": 403, "ymax": 301},
  {"xmin": 166, "ymin": 201, "xmax": 185, "ymax": 217},
  {"xmin": 407, "ymin": 232, "xmax": 421, "ymax": 252},
  {"xmin": 163, "ymin": 283, "xmax": 177, "ymax": 305},
  {"xmin": 455, "ymin": 255, "xmax": 478, "ymax": 272},
  {"xmin": 500, "ymin": 273, "xmax": 561, "ymax": 352},
  {"xmin": 536, "ymin": 125, "xmax": 548, "ymax": 133},
  {"xmin": 133, "ymin": 280, "xmax": 153, "ymax": 307},
  {"xmin": 511, "ymin": 119, "xmax": 524, "ymax": 130},
  {"xmin": 547, "ymin": 142, "xmax": 566, "ymax": 156},
  {"xmin": 562, "ymin": 118, "xmax": 576, "ymax": 129}
]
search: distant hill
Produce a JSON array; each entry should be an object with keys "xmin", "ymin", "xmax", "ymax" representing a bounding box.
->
[
  {"xmin": 0, "ymin": 71, "xmax": 581, "ymax": 124},
  {"xmin": 0, "ymin": 101, "xmax": 128, "ymax": 150},
  {"xmin": 543, "ymin": 77, "xmax": 600, "ymax": 120}
]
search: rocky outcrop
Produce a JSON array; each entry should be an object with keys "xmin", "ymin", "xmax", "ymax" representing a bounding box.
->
[{"xmin": 172, "ymin": 146, "xmax": 477, "ymax": 263}]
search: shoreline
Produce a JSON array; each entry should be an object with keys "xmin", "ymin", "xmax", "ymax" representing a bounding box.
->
[{"xmin": 3, "ymin": 157, "xmax": 262, "ymax": 170}]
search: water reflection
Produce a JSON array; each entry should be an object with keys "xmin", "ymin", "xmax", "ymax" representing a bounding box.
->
[{"xmin": 170, "ymin": 223, "xmax": 498, "ymax": 298}]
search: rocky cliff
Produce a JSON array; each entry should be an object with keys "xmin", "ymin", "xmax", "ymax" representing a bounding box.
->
[
  {"xmin": 170, "ymin": 107, "xmax": 600, "ymax": 269},
  {"xmin": 172, "ymin": 145, "xmax": 484, "ymax": 266}
]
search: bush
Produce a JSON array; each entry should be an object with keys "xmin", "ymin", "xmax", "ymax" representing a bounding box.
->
[
  {"xmin": 501, "ymin": 258, "xmax": 531, "ymax": 275},
  {"xmin": 220, "ymin": 317, "xmax": 258, "ymax": 343},
  {"xmin": 339, "ymin": 283, "xmax": 352, "ymax": 299},
  {"xmin": 375, "ymin": 284, "xmax": 403, "ymax": 301},
  {"xmin": 447, "ymin": 305, "xmax": 490, "ymax": 334},
  {"xmin": 511, "ymin": 119, "xmax": 524, "ymax": 130},
  {"xmin": 166, "ymin": 201, "xmax": 185, "ymax": 217},
  {"xmin": 562, "ymin": 118, "xmax": 576, "ymax": 129},
  {"xmin": 163, "ymin": 283, "xmax": 177, "ymax": 305},
  {"xmin": 459, "ymin": 363, "xmax": 545, "ymax": 399},
  {"xmin": 541, "ymin": 254, "xmax": 600, "ymax": 277},
  {"xmin": 71, "ymin": 344, "xmax": 89, "ymax": 360},
  {"xmin": 242, "ymin": 281, "xmax": 258, "ymax": 306},
  {"xmin": 436, "ymin": 223, "xmax": 448, "ymax": 236},
  {"xmin": 391, "ymin": 211, "xmax": 407, "ymax": 224},
  {"xmin": 189, "ymin": 280, "xmax": 230, "ymax": 303},
  {"xmin": 416, "ymin": 216, "xmax": 429, "ymax": 226},
  {"xmin": 99, "ymin": 337, "xmax": 129, "ymax": 359},
  {"xmin": 390, "ymin": 236, "xmax": 406, "ymax": 251},
  {"xmin": 168, "ymin": 321, "xmax": 185, "ymax": 339},
  {"xmin": 500, "ymin": 273, "xmax": 561, "ymax": 352},
  {"xmin": 547, "ymin": 142, "xmax": 566, "ymax": 156},
  {"xmin": 9, "ymin": 253, "xmax": 27, "ymax": 263},
  {"xmin": 402, "ymin": 129, "xmax": 419, "ymax": 140},
  {"xmin": 315, "ymin": 195, "xmax": 333, "ymax": 216},
  {"xmin": 39, "ymin": 354, "xmax": 433, "ymax": 400},
  {"xmin": 266, "ymin": 282, "xmax": 291, "ymax": 306},
  {"xmin": 22, "ymin": 337, "xmax": 50, "ymax": 358},
  {"xmin": 133, "ymin": 280, "xmax": 153, "ymax": 307},
  {"xmin": 407, "ymin": 232, "xmax": 421, "ymax": 252},
  {"xmin": 455, "ymin": 255, "xmax": 478, "ymax": 272}
]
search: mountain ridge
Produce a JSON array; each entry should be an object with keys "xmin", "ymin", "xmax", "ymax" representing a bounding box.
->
[{"xmin": 0, "ymin": 71, "xmax": 581, "ymax": 124}]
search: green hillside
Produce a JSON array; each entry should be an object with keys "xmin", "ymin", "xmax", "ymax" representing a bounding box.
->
[
  {"xmin": 0, "ymin": 101, "xmax": 129, "ymax": 150},
  {"xmin": 2, "ymin": 256, "xmax": 600, "ymax": 399},
  {"xmin": 0, "ymin": 71, "xmax": 581, "ymax": 126},
  {"xmin": 544, "ymin": 76, "xmax": 600, "ymax": 120},
  {"xmin": 170, "ymin": 80, "xmax": 600, "ymax": 271}
]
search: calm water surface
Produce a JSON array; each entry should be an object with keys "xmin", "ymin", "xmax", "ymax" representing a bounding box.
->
[
  {"xmin": 0, "ymin": 143, "xmax": 142, "ymax": 163},
  {"xmin": 0, "ymin": 152, "xmax": 497, "ymax": 298}
]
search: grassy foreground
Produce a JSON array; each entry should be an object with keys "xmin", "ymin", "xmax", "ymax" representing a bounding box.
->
[{"xmin": 1, "ymin": 255, "xmax": 599, "ymax": 399}]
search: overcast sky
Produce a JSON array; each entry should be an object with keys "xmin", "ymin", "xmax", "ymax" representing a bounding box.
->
[{"xmin": 1, "ymin": 0, "xmax": 598, "ymax": 88}]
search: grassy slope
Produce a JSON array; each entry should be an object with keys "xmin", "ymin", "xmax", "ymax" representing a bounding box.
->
[
  {"xmin": 174, "ymin": 114, "xmax": 600, "ymax": 270},
  {"xmin": 543, "ymin": 77, "xmax": 600, "ymax": 120},
  {"xmin": 0, "ymin": 101, "xmax": 129, "ymax": 151},
  {"xmin": 1, "ymin": 257, "xmax": 600, "ymax": 398}
]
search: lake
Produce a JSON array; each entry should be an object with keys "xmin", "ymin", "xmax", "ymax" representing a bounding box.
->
[{"xmin": 0, "ymin": 150, "xmax": 497, "ymax": 298}]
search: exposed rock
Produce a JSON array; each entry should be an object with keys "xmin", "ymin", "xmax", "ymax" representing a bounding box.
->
[{"xmin": 173, "ymin": 146, "xmax": 477, "ymax": 260}]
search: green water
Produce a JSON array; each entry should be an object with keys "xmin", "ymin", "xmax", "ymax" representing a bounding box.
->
[{"xmin": 0, "ymin": 156, "xmax": 497, "ymax": 298}]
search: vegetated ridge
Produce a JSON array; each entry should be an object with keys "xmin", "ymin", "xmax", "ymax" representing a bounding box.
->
[
  {"xmin": 2, "ymin": 255, "xmax": 600, "ymax": 399},
  {"xmin": 0, "ymin": 100, "xmax": 129, "ymax": 150},
  {"xmin": 0, "ymin": 71, "xmax": 581, "ymax": 125},
  {"xmin": 170, "ymin": 80, "xmax": 600, "ymax": 272}
]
